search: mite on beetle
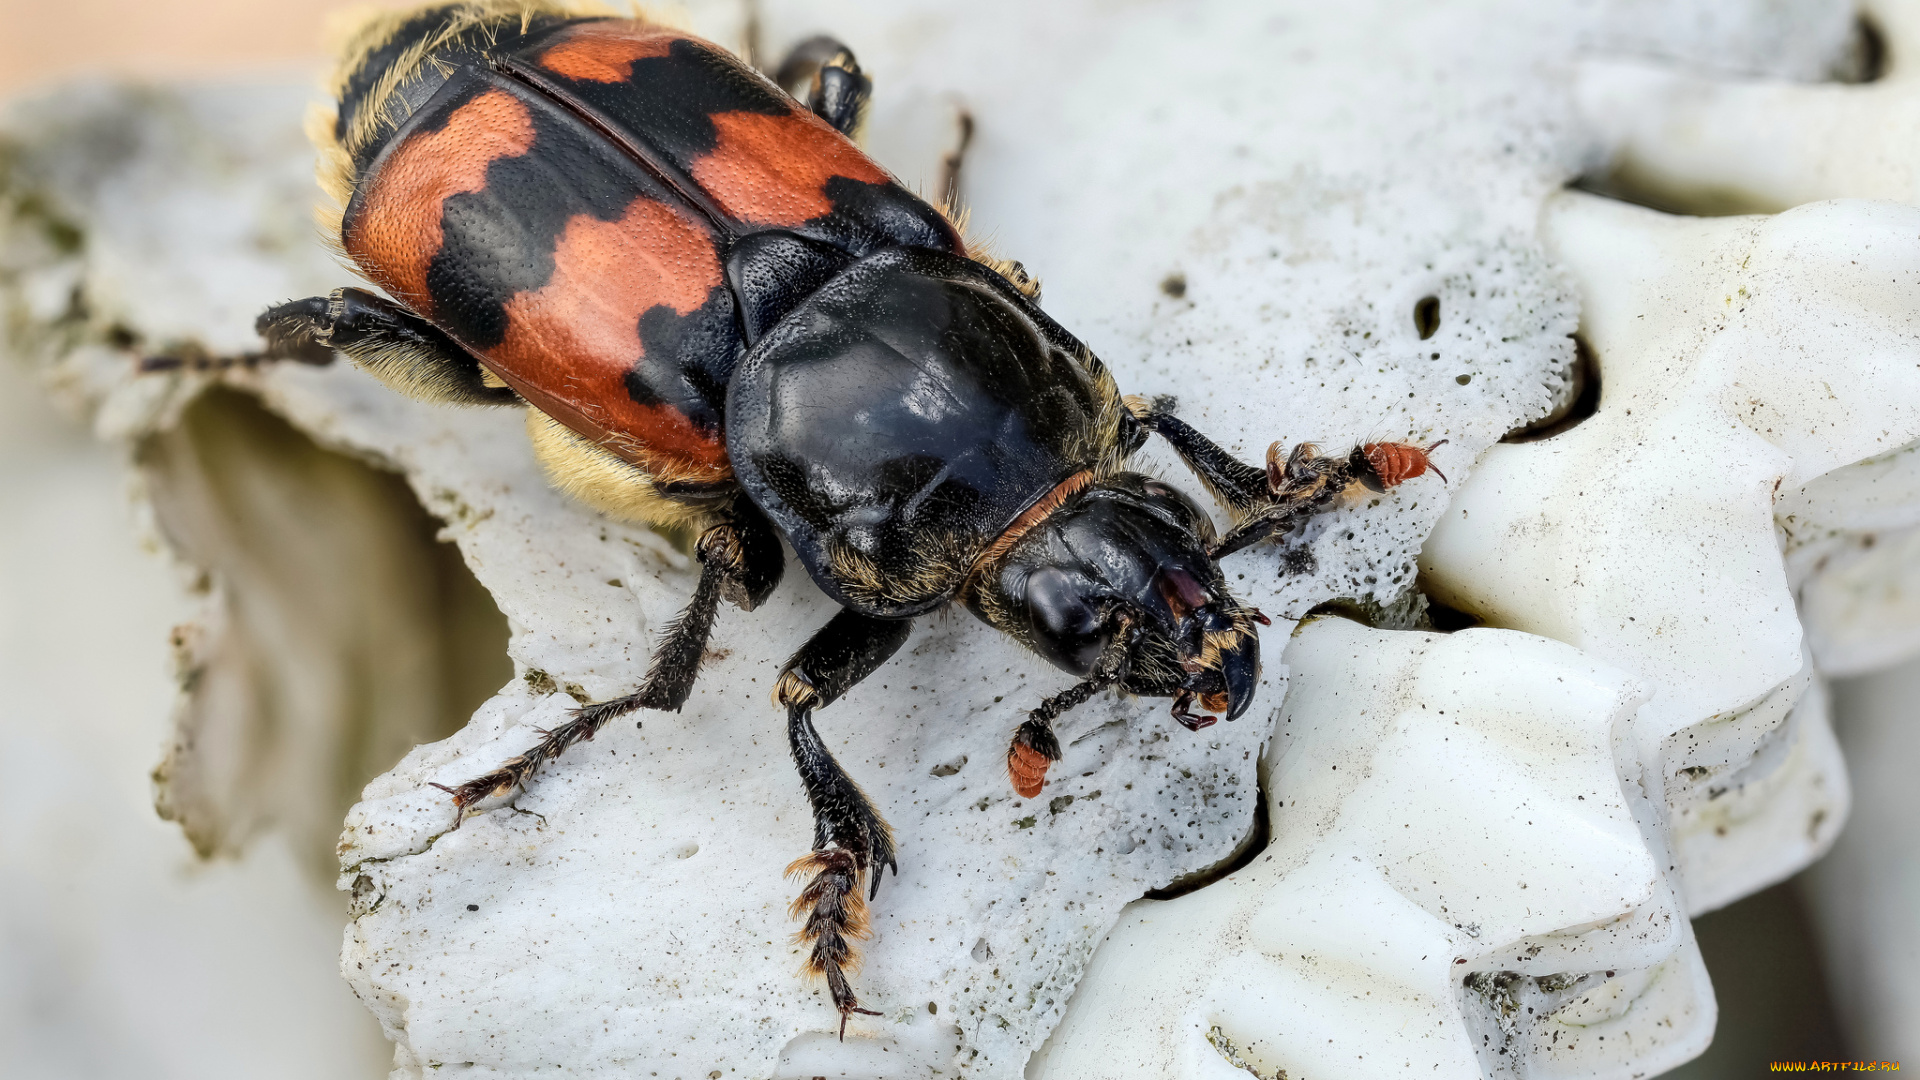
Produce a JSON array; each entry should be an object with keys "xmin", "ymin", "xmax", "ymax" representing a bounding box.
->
[{"xmin": 223, "ymin": 0, "xmax": 1444, "ymax": 1033}]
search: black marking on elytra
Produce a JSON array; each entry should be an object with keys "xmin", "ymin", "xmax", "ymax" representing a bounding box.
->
[
  {"xmin": 503, "ymin": 28, "xmax": 962, "ymax": 261},
  {"xmin": 632, "ymin": 294, "xmax": 737, "ymax": 432},
  {"xmin": 424, "ymin": 89, "xmax": 671, "ymax": 349},
  {"xmin": 529, "ymin": 34, "xmax": 791, "ymax": 167},
  {"xmin": 813, "ymin": 175, "xmax": 960, "ymax": 259}
]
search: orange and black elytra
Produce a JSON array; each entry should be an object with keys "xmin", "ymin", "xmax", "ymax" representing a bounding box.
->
[{"xmin": 237, "ymin": 0, "xmax": 1447, "ymax": 1034}]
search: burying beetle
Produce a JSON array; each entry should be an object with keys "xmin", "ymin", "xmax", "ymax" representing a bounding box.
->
[{"xmin": 207, "ymin": 0, "xmax": 1444, "ymax": 1033}]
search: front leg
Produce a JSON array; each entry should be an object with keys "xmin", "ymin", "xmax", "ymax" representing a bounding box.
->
[
  {"xmin": 1211, "ymin": 440, "xmax": 1448, "ymax": 559},
  {"xmin": 1126, "ymin": 395, "xmax": 1269, "ymax": 514},
  {"xmin": 1128, "ymin": 398, "xmax": 1446, "ymax": 560},
  {"xmin": 774, "ymin": 609, "xmax": 913, "ymax": 1037}
]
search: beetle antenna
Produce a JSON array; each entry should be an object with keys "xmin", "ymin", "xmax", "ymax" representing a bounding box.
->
[{"xmin": 1006, "ymin": 616, "xmax": 1134, "ymax": 797}]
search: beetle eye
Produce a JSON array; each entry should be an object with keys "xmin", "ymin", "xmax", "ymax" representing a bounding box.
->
[
  {"xmin": 1153, "ymin": 566, "xmax": 1212, "ymax": 619},
  {"xmin": 1022, "ymin": 567, "xmax": 1113, "ymax": 675}
]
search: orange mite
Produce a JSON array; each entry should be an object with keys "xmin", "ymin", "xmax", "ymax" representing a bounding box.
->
[{"xmin": 1364, "ymin": 438, "xmax": 1450, "ymax": 489}]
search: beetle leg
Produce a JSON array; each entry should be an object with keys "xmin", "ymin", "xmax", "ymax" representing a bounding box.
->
[
  {"xmin": 933, "ymin": 104, "xmax": 974, "ymax": 215},
  {"xmin": 773, "ymin": 610, "xmax": 913, "ymax": 1037},
  {"xmin": 249, "ymin": 288, "xmax": 518, "ymax": 406},
  {"xmin": 1007, "ymin": 617, "xmax": 1134, "ymax": 797},
  {"xmin": 1125, "ymin": 398, "xmax": 1447, "ymax": 551},
  {"xmin": 1207, "ymin": 443, "xmax": 1358, "ymax": 560},
  {"xmin": 773, "ymin": 35, "xmax": 871, "ymax": 138},
  {"xmin": 1210, "ymin": 439, "xmax": 1446, "ymax": 560},
  {"xmin": 137, "ymin": 345, "xmax": 319, "ymax": 373},
  {"xmin": 1124, "ymin": 396, "xmax": 1271, "ymax": 515},
  {"xmin": 437, "ymin": 507, "xmax": 782, "ymax": 817}
]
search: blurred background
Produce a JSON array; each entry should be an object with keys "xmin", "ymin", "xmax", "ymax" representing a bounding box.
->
[
  {"xmin": 0, "ymin": 1, "xmax": 1903, "ymax": 1077},
  {"xmin": 0, "ymin": 7, "xmax": 491, "ymax": 1077},
  {"xmin": 0, "ymin": 0, "xmax": 411, "ymax": 95}
]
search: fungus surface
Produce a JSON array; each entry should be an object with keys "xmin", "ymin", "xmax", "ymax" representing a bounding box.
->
[{"xmin": 3, "ymin": 0, "xmax": 1917, "ymax": 1076}]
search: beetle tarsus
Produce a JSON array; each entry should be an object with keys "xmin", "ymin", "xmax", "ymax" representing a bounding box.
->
[
  {"xmin": 786, "ymin": 845, "xmax": 884, "ymax": 1040},
  {"xmin": 777, "ymin": 613, "xmax": 913, "ymax": 1031},
  {"xmin": 137, "ymin": 348, "xmax": 285, "ymax": 373},
  {"xmin": 1170, "ymin": 690, "xmax": 1218, "ymax": 731},
  {"xmin": 785, "ymin": 700, "xmax": 896, "ymax": 1038}
]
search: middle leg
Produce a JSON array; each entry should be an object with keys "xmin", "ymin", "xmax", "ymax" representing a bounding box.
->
[{"xmin": 438, "ymin": 502, "xmax": 783, "ymax": 818}]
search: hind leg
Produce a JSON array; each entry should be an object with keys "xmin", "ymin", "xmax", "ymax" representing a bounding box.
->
[
  {"xmin": 241, "ymin": 288, "xmax": 518, "ymax": 405},
  {"xmin": 440, "ymin": 509, "xmax": 779, "ymax": 815},
  {"xmin": 774, "ymin": 36, "xmax": 872, "ymax": 137}
]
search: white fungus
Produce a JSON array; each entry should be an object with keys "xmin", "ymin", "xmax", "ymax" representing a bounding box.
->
[{"xmin": 4, "ymin": 0, "xmax": 1919, "ymax": 1076}]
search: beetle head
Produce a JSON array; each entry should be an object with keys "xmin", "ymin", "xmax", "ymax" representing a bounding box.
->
[{"xmin": 971, "ymin": 472, "xmax": 1264, "ymax": 729}]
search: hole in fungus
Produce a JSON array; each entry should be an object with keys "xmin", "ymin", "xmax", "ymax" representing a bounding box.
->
[
  {"xmin": 140, "ymin": 388, "xmax": 512, "ymax": 876},
  {"xmin": 674, "ymin": 843, "xmax": 699, "ymax": 860},
  {"xmin": 1413, "ymin": 295, "xmax": 1441, "ymax": 340},
  {"xmin": 1160, "ymin": 273, "xmax": 1188, "ymax": 299},
  {"xmin": 1302, "ymin": 596, "xmax": 1420, "ymax": 631},
  {"xmin": 1503, "ymin": 334, "xmax": 1600, "ymax": 443},
  {"xmin": 1835, "ymin": 14, "xmax": 1887, "ymax": 85},
  {"xmin": 1423, "ymin": 594, "xmax": 1485, "ymax": 633}
]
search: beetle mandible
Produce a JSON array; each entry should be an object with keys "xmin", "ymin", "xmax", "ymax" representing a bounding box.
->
[{"xmin": 245, "ymin": 0, "xmax": 1445, "ymax": 1032}]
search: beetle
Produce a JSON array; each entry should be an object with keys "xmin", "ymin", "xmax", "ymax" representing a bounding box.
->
[{"xmin": 241, "ymin": 0, "xmax": 1444, "ymax": 1032}]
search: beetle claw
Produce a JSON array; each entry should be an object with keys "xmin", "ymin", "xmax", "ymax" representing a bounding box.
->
[{"xmin": 1170, "ymin": 691, "xmax": 1219, "ymax": 731}]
